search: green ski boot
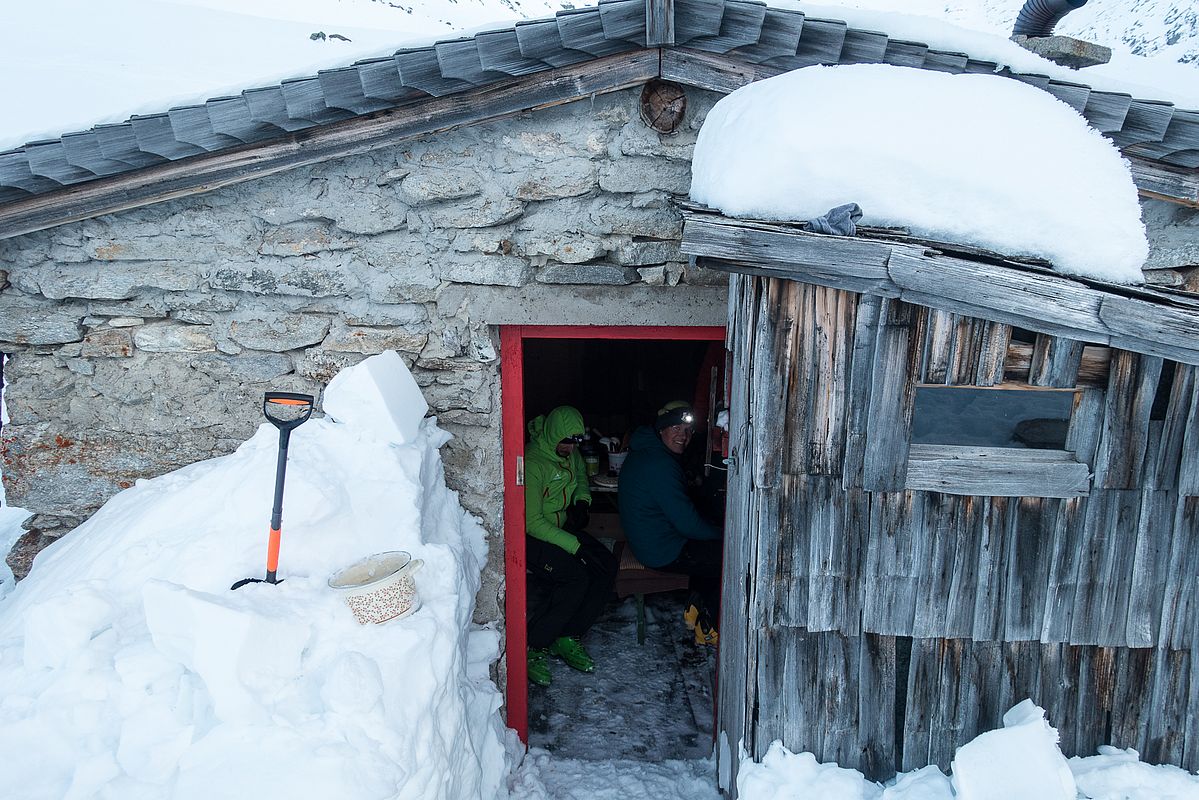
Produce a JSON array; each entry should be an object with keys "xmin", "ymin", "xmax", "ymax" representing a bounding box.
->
[
  {"xmin": 549, "ymin": 636, "xmax": 595, "ymax": 673},
  {"xmin": 527, "ymin": 648, "xmax": 552, "ymax": 687}
]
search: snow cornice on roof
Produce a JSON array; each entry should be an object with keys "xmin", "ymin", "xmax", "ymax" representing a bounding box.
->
[{"xmin": 0, "ymin": 0, "xmax": 1196, "ymax": 240}]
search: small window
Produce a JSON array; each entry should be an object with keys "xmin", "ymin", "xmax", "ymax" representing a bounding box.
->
[{"xmin": 910, "ymin": 386, "xmax": 1075, "ymax": 449}]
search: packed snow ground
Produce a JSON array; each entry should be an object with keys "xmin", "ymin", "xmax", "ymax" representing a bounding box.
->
[{"xmin": 689, "ymin": 64, "xmax": 1149, "ymax": 283}]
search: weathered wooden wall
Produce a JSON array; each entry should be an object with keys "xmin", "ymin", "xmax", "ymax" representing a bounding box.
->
[{"xmin": 717, "ymin": 272, "xmax": 1199, "ymax": 791}]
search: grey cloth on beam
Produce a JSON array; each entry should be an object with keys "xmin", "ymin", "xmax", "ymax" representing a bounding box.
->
[{"xmin": 807, "ymin": 203, "xmax": 863, "ymax": 236}]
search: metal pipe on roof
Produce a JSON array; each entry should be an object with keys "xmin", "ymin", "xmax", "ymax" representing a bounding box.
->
[{"xmin": 1013, "ymin": 0, "xmax": 1089, "ymax": 37}]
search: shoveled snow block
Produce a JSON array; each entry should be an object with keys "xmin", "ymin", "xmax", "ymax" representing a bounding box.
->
[
  {"xmin": 142, "ymin": 581, "xmax": 311, "ymax": 724},
  {"xmin": 323, "ymin": 349, "xmax": 428, "ymax": 446},
  {"xmin": 950, "ymin": 700, "xmax": 1076, "ymax": 800}
]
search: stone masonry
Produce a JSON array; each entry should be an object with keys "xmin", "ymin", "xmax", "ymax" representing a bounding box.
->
[{"xmin": 0, "ymin": 86, "xmax": 729, "ymax": 623}]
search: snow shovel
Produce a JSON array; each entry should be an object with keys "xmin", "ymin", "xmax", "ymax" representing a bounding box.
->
[{"xmin": 232, "ymin": 391, "xmax": 314, "ymax": 590}]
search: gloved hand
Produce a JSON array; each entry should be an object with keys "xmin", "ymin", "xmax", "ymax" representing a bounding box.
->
[
  {"xmin": 574, "ymin": 536, "xmax": 617, "ymax": 579},
  {"xmin": 564, "ymin": 499, "xmax": 590, "ymax": 533}
]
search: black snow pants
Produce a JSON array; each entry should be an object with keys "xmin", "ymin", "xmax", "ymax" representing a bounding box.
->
[
  {"xmin": 526, "ymin": 530, "xmax": 617, "ymax": 650},
  {"xmin": 657, "ymin": 538, "xmax": 723, "ymax": 625}
]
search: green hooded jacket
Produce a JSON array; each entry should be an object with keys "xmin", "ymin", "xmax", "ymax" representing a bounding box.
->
[{"xmin": 525, "ymin": 406, "xmax": 592, "ymax": 555}]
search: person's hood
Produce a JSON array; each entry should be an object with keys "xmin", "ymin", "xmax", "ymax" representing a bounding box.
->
[{"xmin": 527, "ymin": 406, "xmax": 586, "ymax": 464}]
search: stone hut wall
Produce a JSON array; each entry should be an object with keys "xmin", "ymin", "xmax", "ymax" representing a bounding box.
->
[{"xmin": 0, "ymin": 86, "xmax": 729, "ymax": 621}]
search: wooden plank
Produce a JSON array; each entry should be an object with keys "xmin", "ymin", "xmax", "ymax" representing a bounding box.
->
[
  {"xmin": 1040, "ymin": 497, "xmax": 1087, "ymax": 643},
  {"xmin": 1146, "ymin": 648, "xmax": 1190, "ymax": 764},
  {"xmin": 59, "ymin": 132, "xmax": 134, "ymax": 176},
  {"xmin": 1069, "ymin": 489, "xmax": 1142, "ymax": 646},
  {"xmin": 862, "ymin": 300, "xmax": 920, "ymax": 492},
  {"xmin": 167, "ymin": 105, "xmax": 246, "ymax": 150},
  {"xmin": 316, "ymin": 65, "xmax": 398, "ymax": 114},
  {"xmin": 842, "ymin": 294, "xmax": 880, "ymax": 490},
  {"xmin": 972, "ymin": 497, "xmax": 1009, "ymax": 642},
  {"xmin": 1110, "ymin": 647, "xmax": 1156, "ymax": 754},
  {"xmin": 858, "ymin": 634, "xmax": 898, "ymax": 779},
  {"xmin": 1125, "ymin": 481, "xmax": 1175, "ymax": 647},
  {"xmin": 1065, "ymin": 386, "xmax": 1106, "ymax": 468},
  {"xmin": 922, "ymin": 309, "xmax": 954, "ymax": 384},
  {"xmin": 1082, "ymin": 90, "xmax": 1133, "ymax": 134},
  {"xmin": 819, "ymin": 631, "xmax": 862, "ymax": 767},
  {"xmin": 912, "ymin": 495, "xmax": 966, "ymax": 639},
  {"xmin": 975, "ymin": 322, "xmax": 1011, "ymax": 386},
  {"xmin": 1159, "ymin": 496, "xmax": 1199, "ymax": 650},
  {"xmin": 790, "ymin": 17, "xmax": 847, "ymax": 67},
  {"xmin": 1093, "ymin": 350, "xmax": 1163, "ymax": 489},
  {"xmin": 1179, "ymin": 366, "xmax": 1199, "ymax": 496},
  {"xmin": 803, "ymin": 476, "xmax": 849, "ymax": 632},
  {"xmin": 1152, "ymin": 365, "xmax": 1194, "ymax": 490},
  {"xmin": 1005, "ymin": 341, "xmax": 1110, "ymax": 386},
  {"xmin": 970, "ymin": 640, "xmax": 1005, "ymax": 733},
  {"xmin": 1099, "ymin": 296, "xmax": 1199, "ymax": 364},
  {"xmin": 883, "ymin": 39, "xmax": 928, "ymax": 68},
  {"xmin": 556, "ymin": 8, "xmax": 635, "ymax": 57},
  {"xmin": 904, "ymin": 445, "xmax": 1091, "ymax": 499},
  {"xmin": 730, "ymin": 8, "xmax": 803, "ymax": 62},
  {"xmin": 645, "ymin": 0, "xmax": 674, "ymax": 46},
  {"xmin": 241, "ymin": 87, "xmax": 314, "ymax": 131},
  {"xmin": 279, "ymin": 78, "xmax": 354, "ymax": 124},
  {"xmin": 1003, "ymin": 497, "xmax": 1057, "ymax": 641},
  {"xmin": 0, "ymin": 50, "xmax": 660, "ymax": 241},
  {"xmin": 205, "ymin": 96, "xmax": 283, "ymax": 143},
  {"xmin": 751, "ymin": 277, "xmax": 797, "ymax": 491},
  {"xmin": 1044, "ymin": 80, "xmax": 1091, "ymax": 113},
  {"xmin": 862, "ymin": 492, "xmax": 918, "ymax": 635},
  {"xmin": 928, "ymin": 638, "xmax": 980, "ymax": 770},
  {"xmin": 687, "ymin": 1, "xmax": 768, "ymax": 53},
  {"xmin": 1127, "ymin": 154, "xmax": 1199, "ymax": 208},
  {"xmin": 1072, "ymin": 645, "xmax": 1117, "ymax": 757},
  {"xmin": 23, "ymin": 141, "xmax": 98, "ymax": 184},
  {"xmin": 597, "ymin": 0, "xmax": 647, "ymax": 44},
  {"xmin": 1029, "ymin": 335, "xmax": 1084, "ymax": 388},
  {"xmin": 718, "ymin": 273, "xmax": 755, "ymax": 795},
  {"xmin": 839, "ymin": 28, "xmax": 889, "ymax": 64},
  {"xmin": 807, "ymin": 286, "xmax": 855, "ymax": 475},
  {"xmin": 434, "ymin": 38, "xmax": 508, "ymax": 83},
  {"xmin": 901, "ymin": 638, "xmax": 939, "ymax": 771},
  {"xmin": 923, "ymin": 49, "xmax": 969, "ymax": 73},
  {"xmin": 660, "ymin": 46, "xmax": 772, "ymax": 93},
  {"xmin": 91, "ymin": 123, "xmax": 167, "ymax": 167},
  {"xmin": 1109, "ymin": 100, "xmax": 1175, "ymax": 147},
  {"xmin": 673, "ymin": 0, "xmax": 725, "ymax": 44},
  {"xmin": 474, "ymin": 29, "xmax": 549, "ymax": 76}
]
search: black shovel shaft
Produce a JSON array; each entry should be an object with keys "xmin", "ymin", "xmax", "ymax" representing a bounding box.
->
[{"xmin": 270, "ymin": 427, "xmax": 292, "ymax": 532}]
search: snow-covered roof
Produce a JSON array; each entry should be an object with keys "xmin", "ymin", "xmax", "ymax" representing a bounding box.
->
[
  {"xmin": 690, "ymin": 64, "xmax": 1148, "ymax": 283},
  {"xmin": 1, "ymin": 0, "xmax": 1197, "ymax": 233}
]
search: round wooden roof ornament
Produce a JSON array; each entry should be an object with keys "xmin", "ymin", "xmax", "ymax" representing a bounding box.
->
[{"xmin": 639, "ymin": 79, "xmax": 688, "ymax": 135}]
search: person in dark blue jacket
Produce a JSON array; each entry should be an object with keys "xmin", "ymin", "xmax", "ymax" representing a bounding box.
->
[{"xmin": 617, "ymin": 401, "xmax": 723, "ymax": 645}]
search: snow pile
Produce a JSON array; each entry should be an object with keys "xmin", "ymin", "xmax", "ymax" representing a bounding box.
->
[
  {"xmin": 736, "ymin": 700, "xmax": 1199, "ymax": 799},
  {"xmin": 1071, "ymin": 746, "xmax": 1199, "ymax": 800},
  {"xmin": 0, "ymin": 351, "xmax": 517, "ymax": 800},
  {"xmin": 949, "ymin": 700, "xmax": 1074, "ymax": 798},
  {"xmin": 690, "ymin": 63, "xmax": 1149, "ymax": 283}
]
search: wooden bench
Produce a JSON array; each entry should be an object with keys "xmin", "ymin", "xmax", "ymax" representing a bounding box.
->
[{"xmin": 591, "ymin": 511, "xmax": 689, "ymax": 643}]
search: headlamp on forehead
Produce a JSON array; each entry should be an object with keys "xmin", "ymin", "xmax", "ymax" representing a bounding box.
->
[
  {"xmin": 655, "ymin": 403, "xmax": 696, "ymax": 432},
  {"xmin": 560, "ymin": 434, "xmax": 586, "ymax": 445}
]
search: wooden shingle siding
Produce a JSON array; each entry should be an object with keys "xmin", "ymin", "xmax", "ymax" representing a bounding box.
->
[
  {"xmin": 686, "ymin": 0, "xmax": 767, "ymax": 53},
  {"xmin": 721, "ymin": 269, "xmax": 1199, "ymax": 783},
  {"xmin": 1109, "ymin": 99, "xmax": 1176, "ymax": 147},
  {"xmin": 24, "ymin": 140, "xmax": 97, "ymax": 184},
  {"xmin": 786, "ymin": 18, "xmax": 848, "ymax": 67},
  {"xmin": 59, "ymin": 132, "xmax": 132, "ymax": 176},
  {"xmin": 597, "ymin": 0, "xmax": 648, "ymax": 45},
  {"xmin": 672, "ymin": 0, "xmax": 725, "ymax": 44},
  {"xmin": 280, "ymin": 78, "xmax": 355, "ymax": 124},
  {"xmin": 882, "ymin": 39, "xmax": 929, "ymax": 68},
  {"xmin": 475, "ymin": 29, "xmax": 550, "ymax": 76},
  {"xmin": 241, "ymin": 87, "xmax": 315, "ymax": 131},
  {"xmin": 861, "ymin": 299, "xmax": 919, "ymax": 491},
  {"xmin": 730, "ymin": 8, "xmax": 803, "ymax": 61},
  {"xmin": 167, "ymin": 105, "xmax": 245, "ymax": 150},
  {"xmin": 205, "ymin": 96, "xmax": 283, "ymax": 143},
  {"xmin": 838, "ymin": 28, "xmax": 890, "ymax": 64}
]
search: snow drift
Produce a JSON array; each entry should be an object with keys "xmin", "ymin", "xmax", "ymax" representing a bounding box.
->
[
  {"xmin": 690, "ymin": 64, "xmax": 1149, "ymax": 283},
  {"xmin": 0, "ymin": 351, "xmax": 517, "ymax": 799}
]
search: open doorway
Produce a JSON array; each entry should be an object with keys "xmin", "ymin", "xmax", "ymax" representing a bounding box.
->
[{"xmin": 500, "ymin": 325, "xmax": 727, "ymax": 757}]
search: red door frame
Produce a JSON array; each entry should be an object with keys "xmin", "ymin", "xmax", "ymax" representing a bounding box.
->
[{"xmin": 500, "ymin": 324, "xmax": 727, "ymax": 742}]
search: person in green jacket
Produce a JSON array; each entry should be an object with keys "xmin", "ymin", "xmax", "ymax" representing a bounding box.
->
[
  {"xmin": 524, "ymin": 405, "xmax": 617, "ymax": 687},
  {"xmin": 617, "ymin": 401, "xmax": 723, "ymax": 645}
]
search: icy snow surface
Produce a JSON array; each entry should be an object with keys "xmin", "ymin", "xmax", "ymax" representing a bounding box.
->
[
  {"xmin": 689, "ymin": 64, "xmax": 1149, "ymax": 283},
  {"xmin": 0, "ymin": 351, "xmax": 517, "ymax": 800}
]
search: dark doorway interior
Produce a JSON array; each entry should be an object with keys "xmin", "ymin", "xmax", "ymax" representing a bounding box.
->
[{"xmin": 522, "ymin": 337, "xmax": 724, "ymax": 760}]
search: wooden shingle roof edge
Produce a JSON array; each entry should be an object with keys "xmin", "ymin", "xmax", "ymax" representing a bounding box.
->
[
  {"xmin": 0, "ymin": 0, "xmax": 1196, "ymax": 240},
  {"xmin": 680, "ymin": 206, "xmax": 1199, "ymax": 367}
]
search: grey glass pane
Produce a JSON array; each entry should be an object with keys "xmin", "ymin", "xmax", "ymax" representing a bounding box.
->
[{"xmin": 911, "ymin": 387, "xmax": 1075, "ymax": 449}]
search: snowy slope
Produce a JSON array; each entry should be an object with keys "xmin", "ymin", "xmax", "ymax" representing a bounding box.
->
[{"xmin": 842, "ymin": 1, "xmax": 1199, "ymax": 67}]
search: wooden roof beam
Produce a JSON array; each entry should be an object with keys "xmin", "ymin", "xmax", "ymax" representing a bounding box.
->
[
  {"xmin": 681, "ymin": 211, "xmax": 1199, "ymax": 365},
  {"xmin": 0, "ymin": 49, "xmax": 660, "ymax": 242}
]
